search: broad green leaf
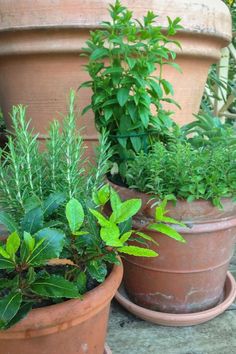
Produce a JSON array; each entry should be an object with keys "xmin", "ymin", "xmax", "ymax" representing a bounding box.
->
[
  {"xmin": 159, "ymin": 216, "xmax": 186, "ymax": 227},
  {"xmin": 21, "ymin": 207, "xmax": 44, "ymax": 234},
  {"xmin": 118, "ymin": 246, "xmax": 158, "ymax": 257},
  {"xmin": 0, "ymin": 256, "xmax": 15, "ymax": 269},
  {"xmin": 148, "ymin": 223, "xmax": 186, "ymax": 243},
  {"xmin": 89, "ymin": 209, "xmax": 110, "ymax": 227},
  {"xmin": 6, "ymin": 232, "xmax": 20, "ymax": 259},
  {"xmin": 100, "ymin": 224, "xmax": 123, "ymax": 247},
  {"xmin": 93, "ymin": 184, "xmax": 110, "ymax": 206},
  {"xmin": 119, "ymin": 231, "xmax": 132, "ymax": 244},
  {"xmin": 23, "ymin": 196, "xmax": 41, "ymax": 213},
  {"xmin": 130, "ymin": 136, "xmax": 142, "ymax": 153},
  {"xmin": 0, "ymin": 246, "xmax": 10, "ymax": 259},
  {"xmin": 136, "ymin": 231, "xmax": 159, "ymax": 246},
  {"xmin": 110, "ymin": 199, "xmax": 142, "ymax": 223},
  {"xmin": 87, "ymin": 260, "xmax": 107, "ymax": 283},
  {"xmin": 76, "ymin": 272, "xmax": 87, "ymax": 294},
  {"xmin": 110, "ymin": 188, "xmax": 122, "ymax": 212},
  {"xmin": 0, "ymin": 212, "xmax": 18, "ymax": 234},
  {"xmin": 31, "ymin": 275, "xmax": 79, "ymax": 298},
  {"xmin": 149, "ymin": 79, "xmax": 163, "ymax": 99},
  {"xmin": 43, "ymin": 193, "xmax": 66, "ymax": 217},
  {"xmin": 27, "ymin": 228, "xmax": 65, "ymax": 265},
  {"xmin": 0, "ymin": 292, "xmax": 22, "ymax": 329},
  {"xmin": 5, "ymin": 302, "xmax": 32, "ymax": 329},
  {"xmin": 66, "ymin": 198, "xmax": 84, "ymax": 233},
  {"xmin": 24, "ymin": 232, "xmax": 35, "ymax": 252},
  {"xmin": 103, "ymin": 252, "xmax": 121, "ymax": 265},
  {"xmin": 139, "ymin": 107, "xmax": 149, "ymax": 128},
  {"xmin": 117, "ymin": 88, "xmax": 129, "ymax": 107}
]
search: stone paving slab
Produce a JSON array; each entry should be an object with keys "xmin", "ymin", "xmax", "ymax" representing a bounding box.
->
[{"xmin": 108, "ymin": 252, "xmax": 236, "ymax": 354}]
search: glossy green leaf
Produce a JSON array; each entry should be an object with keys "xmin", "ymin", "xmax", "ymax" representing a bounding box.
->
[
  {"xmin": 148, "ymin": 223, "xmax": 185, "ymax": 243},
  {"xmin": 119, "ymin": 231, "xmax": 132, "ymax": 244},
  {"xmin": 89, "ymin": 209, "xmax": 110, "ymax": 227},
  {"xmin": 87, "ymin": 260, "xmax": 107, "ymax": 283},
  {"xmin": 0, "ymin": 212, "xmax": 18, "ymax": 234},
  {"xmin": 0, "ymin": 292, "xmax": 22, "ymax": 329},
  {"xmin": 21, "ymin": 207, "xmax": 44, "ymax": 234},
  {"xmin": 0, "ymin": 256, "xmax": 15, "ymax": 269},
  {"xmin": 118, "ymin": 245, "xmax": 158, "ymax": 257},
  {"xmin": 27, "ymin": 228, "xmax": 65, "ymax": 265},
  {"xmin": 136, "ymin": 231, "xmax": 159, "ymax": 245},
  {"xmin": 31, "ymin": 275, "xmax": 79, "ymax": 298},
  {"xmin": 5, "ymin": 303, "xmax": 32, "ymax": 329},
  {"xmin": 43, "ymin": 193, "xmax": 66, "ymax": 217},
  {"xmin": 0, "ymin": 246, "xmax": 10, "ymax": 259},
  {"xmin": 66, "ymin": 198, "xmax": 84, "ymax": 233},
  {"xmin": 23, "ymin": 232, "xmax": 35, "ymax": 252},
  {"xmin": 100, "ymin": 224, "xmax": 122, "ymax": 247},
  {"xmin": 117, "ymin": 88, "xmax": 129, "ymax": 107},
  {"xmin": 6, "ymin": 232, "xmax": 20, "ymax": 259},
  {"xmin": 110, "ymin": 199, "xmax": 142, "ymax": 223}
]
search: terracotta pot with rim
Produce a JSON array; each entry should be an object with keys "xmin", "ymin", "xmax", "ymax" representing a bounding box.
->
[
  {"xmin": 110, "ymin": 181, "xmax": 236, "ymax": 315},
  {"xmin": 0, "ymin": 262, "xmax": 123, "ymax": 354},
  {"xmin": 0, "ymin": 0, "xmax": 232, "ymax": 157}
]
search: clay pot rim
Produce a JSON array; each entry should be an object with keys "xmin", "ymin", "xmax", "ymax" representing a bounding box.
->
[
  {"xmin": 115, "ymin": 272, "xmax": 236, "ymax": 327},
  {"xmin": 0, "ymin": 261, "xmax": 123, "ymax": 338}
]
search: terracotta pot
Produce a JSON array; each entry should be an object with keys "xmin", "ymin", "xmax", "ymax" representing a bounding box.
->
[
  {"xmin": 110, "ymin": 182, "xmax": 236, "ymax": 314},
  {"xmin": 0, "ymin": 262, "xmax": 123, "ymax": 354},
  {"xmin": 0, "ymin": 1, "xmax": 232, "ymax": 156}
]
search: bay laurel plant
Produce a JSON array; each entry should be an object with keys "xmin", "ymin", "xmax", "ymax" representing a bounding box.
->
[
  {"xmin": 0, "ymin": 91, "xmax": 184, "ymax": 329},
  {"xmin": 80, "ymin": 0, "xmax": 182, "ymax": 177},
  {"xmin": 125, "ymin": 114, "xmax": 236, "ymax": 208}
]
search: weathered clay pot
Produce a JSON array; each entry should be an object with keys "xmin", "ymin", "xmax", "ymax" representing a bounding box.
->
[
  {"xmin": 110, "ymin": 182, "xmax": 236, "ymax": 314},
  {"xmin": 0, "ymin": 263, "xmax": 123, "ymax": 354},
  {"xmin": 0, "ymin": 0, "xmax": 232, "ymax": 156}
]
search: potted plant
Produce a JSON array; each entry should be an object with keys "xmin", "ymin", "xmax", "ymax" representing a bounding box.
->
[
  {"xmin": 81, "ymin": 0, "xmax": 182, "ymax": 178},
  {"xmin": 0, "ymin": 0, "xmax": 231, "ymax": 158},
  {"xmin": 81, "ymin": 2, "xmax": 236, "ymax": 325},
  {"xmin": 0, "ymin": 91, "xmax": 182, "ymax": 351},
  {"xmin": 113, "ymin": 113, "xmax": 236, "ymax": 325}
]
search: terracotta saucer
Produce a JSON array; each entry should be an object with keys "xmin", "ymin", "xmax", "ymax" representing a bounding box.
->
[
  {"xmin": 104, "ymin": 343, "xmax": 112, "ymax": 354},
  {"xmin": 115, "ymin": 272, "xmax": 236, "ymax": 327}
]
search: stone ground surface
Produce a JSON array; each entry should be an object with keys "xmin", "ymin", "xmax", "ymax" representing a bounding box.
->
[{"xmin": 107, "ymin": 253, "xmax": 236, "ymax": 354}]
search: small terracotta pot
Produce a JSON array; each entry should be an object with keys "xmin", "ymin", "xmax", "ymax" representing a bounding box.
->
[
  {"xmin": 110, "ymin": 182, "xmax": 236, "ymax": 314},
  {"xmin": 0, "ymin": 0, "xmax": 232, "ymax": 157},
  {"xmin": 0, "ymin": 262, "xmax": 123, "ymax": 354}
]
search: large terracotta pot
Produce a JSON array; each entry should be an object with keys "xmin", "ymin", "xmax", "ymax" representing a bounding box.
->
[
  {"xmin": 0, "ymin": 262, "xmax": 123, "ymax": 354},
  {"xmin": 110, "ymin": 182, "xmax": 236, "ymax": 314},
  {"xmin": 0, "ymin": 0, "xmax": 232, "ymax": 155}
]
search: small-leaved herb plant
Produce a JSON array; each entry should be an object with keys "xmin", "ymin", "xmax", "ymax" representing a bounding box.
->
[
  {"xmin": 0, "ymin": 92, "xmax": 184, "ymax": 329},
  {"xmin": 80, "ymin": 0, "xmax": 182, "ymax": 177},
  {"xmin": 126, "ymin": 114, "xmax": 236, "ymax": 208}
]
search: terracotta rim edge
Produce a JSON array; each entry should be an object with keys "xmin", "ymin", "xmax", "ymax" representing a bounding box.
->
[
  {"xmin": 115, "ymin": 272, "xmax": 236, "ymax": 327},
  {"xmin": 104, "ymin": 343, "xmax": 112, "ymax": 354}
]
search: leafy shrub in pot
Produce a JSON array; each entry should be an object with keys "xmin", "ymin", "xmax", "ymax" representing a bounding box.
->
[{"xmin": 0, "ymin": 91, "xmax": 184, "ymax": 352}]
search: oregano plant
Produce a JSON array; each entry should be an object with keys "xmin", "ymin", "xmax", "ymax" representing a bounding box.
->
[{"xmin": 80, "ymin": 0, "xmax": 182, "ymax": 177}]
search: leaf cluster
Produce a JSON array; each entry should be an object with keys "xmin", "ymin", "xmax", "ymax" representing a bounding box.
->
[
  {"xmin": 80, "ymin": 0, "xmax": 182, "ymax": 177},
  {"xmin": 126, "ymin": 118, "xmax": 236, "ymax": 207}
]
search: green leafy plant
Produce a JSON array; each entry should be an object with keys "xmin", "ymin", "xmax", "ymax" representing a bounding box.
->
[
  {"xmin": 80, "ymin": 0, "xmax": 182, "ymax": 177},
  {"xmin": 126, "ymin": 119, "xmax": 236, "ymax": 208}
]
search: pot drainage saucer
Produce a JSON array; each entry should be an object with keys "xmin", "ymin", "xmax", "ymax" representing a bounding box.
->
[
  {"xmin": 115, "ymin": 271, "xmax": 236, "ymax": 327},
  {"xmin": 104, "ymin": 343, "xmax": 112, "ymax": 354}
]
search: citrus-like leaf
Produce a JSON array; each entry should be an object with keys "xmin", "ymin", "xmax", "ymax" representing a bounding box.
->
[
  {"xmin": 110, "ymin": 199, "xmax": 142, "ymax": 223},
  {"xmin": 6, "ymin": 232, "xmax": 20, "ymax": 259},
  {"xmin": 148, "ymin": 223, "xmax": 185, "ymax": 243},
  {"xmin": 118, "ymin": 246, "xmax": 158, "ymax": 257},
  {"xmin": 21, "ymin": 207, "xmax": 44, "ymax": 234},
  {"xmin": 119, "ymin": 231, "xmax": 133, "ymax": 244},
  {"xmin": 66, "ymin": 198, "xmax": 84, "ymax": 233},
  {"xmin": 0, "ymin": 246, "xmax": 10, "ymax": 259},
  {"xmin": 89, "ymin": 209, "xmax": 110, "ymax": 227},
  {"xmin": 100, "ymin": 224, "xmax": 122, "ymax": 247},
  {"xmin": 23, "ymin": 232, "xmax": 35, "ymax": 252},
  {"xmin": 43, "ymin": 193, "xmax": 66, "ymax": 217},
  {"xmin": 31, "ymin": 275, "xmax": 79, "ymax": 298},
  {"xmin": 136, "ymin": 231, "xmax": 159, "ymax": 246},
  {"xmin": 27, "ymin": 228, "xmax": 65, "ymax": 265},
  {"xmin": 0, "ymin": 212, "xmax": 18, "ymax": 234},
  {"xmin": 0, "ymin": 292, "xmax": 22, "ymax": 330}
]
